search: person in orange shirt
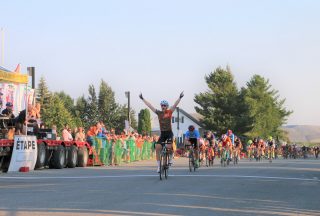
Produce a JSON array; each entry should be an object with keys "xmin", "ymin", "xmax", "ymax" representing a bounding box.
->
[
  {"xmin": 87, "ymin": 122, "xmax": 101, "ymax": 146},
  {"xmin": 221, "ymin": 134, "xmax": 232, "ymax": 161},
  {"xmin": 221, "ymin": 134, "xmax": 232, "ymax": 149}
]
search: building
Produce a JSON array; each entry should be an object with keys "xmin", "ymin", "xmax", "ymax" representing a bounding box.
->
[{"xmin": 152, "ymin": 107, "xmax": 203, "ymax": 147}]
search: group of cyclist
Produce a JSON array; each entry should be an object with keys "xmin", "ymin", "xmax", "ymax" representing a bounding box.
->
[
  {"xmin": 185, "ymin": 127, "xmax": 244, "ymax": 168},
  {"xmin": 139, "ymin": 91, "xmax": 284, "ymax": 173},
  {"xmin": 247, "ymin": 137, "xmax": 276, "ymax": 162}
]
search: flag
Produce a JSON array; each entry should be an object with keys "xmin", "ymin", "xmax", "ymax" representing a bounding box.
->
[{"xmin": 14, "ymin": 63, "xmax": 21, "ymax": 73}]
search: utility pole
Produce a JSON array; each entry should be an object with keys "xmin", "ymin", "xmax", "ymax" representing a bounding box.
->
[
  {"xmin": 125, "ymin": 91, "xmax": 131, "ymax": 127},
  {"xmin": 27, "ymin": 67, "xmax": 35, "ymax": 89},
  {"xmin": 27, "ymin": 67, "xmax": 36, "ymax": 105}
]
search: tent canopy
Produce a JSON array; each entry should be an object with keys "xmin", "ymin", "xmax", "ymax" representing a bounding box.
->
[{"xmin": 0, "ymin": 66, "xmax": 28, "ymax": 84}]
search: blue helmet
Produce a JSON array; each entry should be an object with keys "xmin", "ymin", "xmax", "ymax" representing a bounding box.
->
[{"xmin": 160, "ymin": 100, "xmax": 169, "ymax": 107}]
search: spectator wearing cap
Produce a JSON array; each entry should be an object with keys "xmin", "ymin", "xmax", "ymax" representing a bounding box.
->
[{"xmin": 2, "ymin": 102, "xmax": 15, "ymax": 119}]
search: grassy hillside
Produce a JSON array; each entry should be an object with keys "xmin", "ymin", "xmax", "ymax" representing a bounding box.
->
[{"xmin": 282, "ymin": 125, "xmax": 320, "ymax": 143}]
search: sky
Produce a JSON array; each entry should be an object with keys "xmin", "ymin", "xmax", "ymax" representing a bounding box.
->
[{"xmin": 0, "ymin": 0, "xmax": 319, "ymax": 125}]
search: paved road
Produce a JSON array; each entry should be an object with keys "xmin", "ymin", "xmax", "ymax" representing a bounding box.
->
[{"xmin": 0, "ymin": 158, "xmax": 320, "ymax": 216}]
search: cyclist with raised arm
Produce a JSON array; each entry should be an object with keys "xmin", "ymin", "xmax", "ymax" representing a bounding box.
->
[
  {"xmin": 184, "ymin": 125, "xmax": 201, "ymax": 168},
  {"xmin": 139, "ymin": 92, "xmax": 184, "ymax": 173}
]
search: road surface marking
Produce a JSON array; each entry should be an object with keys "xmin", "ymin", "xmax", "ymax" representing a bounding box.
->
[{"xmin": 0, "ymin": 174, "xmax": 319, "ymax": 182}]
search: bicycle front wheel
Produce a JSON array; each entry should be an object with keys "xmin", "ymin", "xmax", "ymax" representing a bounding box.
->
[
  {"xmin": 189, "ymin": 152, "xmax": 193, "ymax": 172},
  {"xmin": 165, "ymin": 153, "xmax": 169, "ymax": 179},
  {"xmin": 194, "ymin": 149, "xmax": 199, "ymax": 171},
  {"xmin": 159, "ymin": 154, "xmax": 164, "ymax": 180}
]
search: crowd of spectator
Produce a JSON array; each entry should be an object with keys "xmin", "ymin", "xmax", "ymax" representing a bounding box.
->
[{"xmin": 57, "ymin": 121, "xmax": 161, "ymax": 166}]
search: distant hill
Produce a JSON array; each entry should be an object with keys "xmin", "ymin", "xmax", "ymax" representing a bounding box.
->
[{"xmin": 282, "ymin": 125, "xmax": 320, "ymax": 143}]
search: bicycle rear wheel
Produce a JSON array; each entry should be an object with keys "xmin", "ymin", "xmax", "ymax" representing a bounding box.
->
[
  {"xmin": 205, "ymin": 150, "xmax": 209, "ymax": 167},
  {"xmin": 209, "ymin": 158, "xmax": 214, "ymax": 166},
  {"xmin": 194, "ymin": 149, "xmax": 199, "ymax": 171}
]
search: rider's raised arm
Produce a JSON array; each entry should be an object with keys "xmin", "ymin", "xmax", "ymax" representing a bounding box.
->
[
  {"xmin": 139, "ymin": 93, "xmax": 157, "ymax": 113},
  {"xmin": 170, "ymin": 91, "xmax": 184, "ymax": 112}
]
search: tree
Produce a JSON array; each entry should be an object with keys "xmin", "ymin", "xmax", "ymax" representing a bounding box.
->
[
  {"xmin": 85, "ymin": 84, "xmax": 100, "ymax": 127},
  {"xmin": 74, "ymin": 95, "xmax": 88, "ymax": 128},
  {"xmin": 138, "ymin": 109, "xmax": 152, "ymax": 135},
  {"xmin": 130, "ymin": 109, "xmax": 138, "ymax": 130},
  {"xmin": 54, "ymin": 91, "xmax": 83, "ymax": 128},
  {"xmin": 242, "ymin": 75, "xmax": 292, "ymax": 139},
  {"xmin": 115, "ymin": 105, "xmax": 138, "ymax": 134},
  {"xmin": 194, "ymin": 66, "xmax": 240, "ymax": 135},
  {"xmin": 36, "ymin": 76, "xmax": 52, "ymax": 117},
  {"xmin": 41, "ymin": 95, "xmax": 76, "ymax": 135},
  {"xmin": 55, "ymin": 91, "xmax": 75, "ymax": 115},
  {"xmin": 98, "ymin": 80, "xmax": 120, "ymax": 130}
]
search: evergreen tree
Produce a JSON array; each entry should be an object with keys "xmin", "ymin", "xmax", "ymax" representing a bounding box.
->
[
  {"xmin": 86, "ymin": 84, "xmax": 100, "ymax": 127},
  {"xmin": 138, "ymin": 109, "xmax": 152, "ymax": 135},
  {"xmin": 75, "ymin": 95, "xmax": 88, "ymax": 128},
  {"xmin": 55, "ymin": 91, "xmax": 75, "ymax": 114},
  {"xmin": 36, "ymin": 76, "xmax": 52, "ymax": 117},
  {"xmin": 130, "ymin": 109, "xmax": 138, "ymax": 130},
  {"xmin": 98, "ymin": 80, "xmax": 120, "ymax": 129},
  {"xmin": 242, "ymin": 75, "xmax": 292, "ymax": 139},
  {"xmin": 194, "ymin": 66, "xmax": 240, "ymax": 135}
]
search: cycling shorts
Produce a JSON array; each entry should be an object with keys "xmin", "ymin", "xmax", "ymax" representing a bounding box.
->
[
  {"xmin": 207, "ymin": 139, "xmax": 215, "ymax": 147},
  {"xmin": 157, "ymin": 131, "xmax": 173, "ymax": 146},
  {"xmin": 186, "ymin": 138, "xmax": 198, "ymax": 148}
]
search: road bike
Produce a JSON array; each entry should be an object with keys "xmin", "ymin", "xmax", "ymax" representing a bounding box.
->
[
  {"xmin": 267, "ymin": 146, "xmax": 273, "ymax": 163},
  {"xmin": 159, "ymin": 144, "xmax": 170, "ymax": 180},
  {"xmin": 186, "ymin": 145, "xmax": 199, "ymax": 172},
  {"xmin": 233, "ymin": 148, "xmax": 239, "ymax": 165},
  {"xmin": 205, "ymin": 146, "xmax": 214, "ymax": 167},
  {"xmin": 220, "ymin": 148, "xmax": 230, "ymax": 167}
]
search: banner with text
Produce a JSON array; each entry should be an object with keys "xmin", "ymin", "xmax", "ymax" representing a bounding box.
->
[{"xmin": 8, "ymin": 135, "xmax": 37, "ymax": 172}]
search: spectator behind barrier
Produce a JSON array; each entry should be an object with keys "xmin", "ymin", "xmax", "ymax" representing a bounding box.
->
[
  {"xmin": 87, "ymin": 122, "xmax": 102, "ymax": 146},
  {"xmin": 2, "ymin": 102, "xmax": 15, "ymax": 119},
  {"xmin": 62, "ymin": 124, "xmax": 73, "ymax": 141},
  {"xmin": 75, "ymin": 127, "xmax": 86, "ymax": 142}
]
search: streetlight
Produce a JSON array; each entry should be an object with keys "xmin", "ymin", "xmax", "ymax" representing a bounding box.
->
[{"xmin": 125, "ymin": 91, "xmax": 131, "ymax": 128}]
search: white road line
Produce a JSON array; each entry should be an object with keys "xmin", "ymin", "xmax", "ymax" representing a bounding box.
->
[{"xmin": 0, "ymin": 174, "xmax": 319, "ymax": 182}]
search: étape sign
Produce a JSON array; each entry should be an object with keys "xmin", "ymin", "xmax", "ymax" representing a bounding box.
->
[{"xmin": 8, "ymin": 135, "xmax": 38, "ymax": 172}]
